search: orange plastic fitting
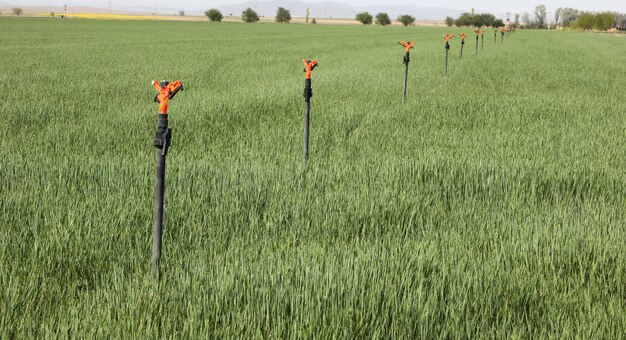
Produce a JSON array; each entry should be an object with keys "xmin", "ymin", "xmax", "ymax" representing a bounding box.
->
[
  {"xmin": 444, "ymin": 34, "xmax": 455, "ymax": 42},
  {"xmin": 399, "ymin": 41, "xmax": 414, "ymax": 53},
  {"xmin": 303, "ymin": 59, "xmax": 318, "ymax": 79},
  {"xmin": 152, "ymin": 80, "xmax": 183, "ymax": 115}
]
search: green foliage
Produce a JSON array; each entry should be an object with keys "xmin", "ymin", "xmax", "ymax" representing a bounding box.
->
[
  {"xmin": 454, "ymin": 13, "xmax": 472, "ymax": 27},
  {"xmin": 356, "ymin": 12, "xmax": 373, "ymax": 25},
  {"xmin": 445, "ymin": 16, "xmax": 454, "ymax": 27},
  {"xmin": 451, "ymin": 12, "xmax": 498, "ymax": 28},
  {"xmin": 205, "ymin": 8, "xmax": 223, "ymax": 22},
  {"xmin": 576, "ymin": 12, "xmax": 596, "ymax": 30},
  {"xmin": 305, "ymin": 7, "xmax": 310, "ymax": 23},
  {"xmin": 311, "ymin": 18, "xmax": 317, "ymax": 24},
  {"xmin": 241, "ymin": 7, "xmax": 259, "ymax": 23},
  {"xmin": 574, "ymin": 12, "xmax": 616, "ymax": 31},
  {"xmin": 514, "ymin": 13, "xmax": 520, "ymax": 28},
  {"xmin": 397, "ymin": 14, "xmax": 415, "ymax": 26},
  {"xmin": 275, "ymin": 7, "xmax": 291, "ymax": 23},
  {"xmin": 1, "ymin": 19, "xmax": 626, "ymax": 338},
  {"xmin": 493, "ymin": 19, "xmax": 505, "ymax": 28},
  {"xmin": 12, "ymin": 7, "xmax": 23, "ymax": 15},
  {"xmin": 375, "ymin": 12, "xmax": 391, "ymax": 26},
  {"xmin": 594, "ymin": 12, "xmax": 616, "ymax": 31}
]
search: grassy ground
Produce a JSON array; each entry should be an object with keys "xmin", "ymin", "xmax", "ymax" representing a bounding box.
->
[{"xmin": 1, "ymin": 18, "xmax": 625, "ymax": 337}]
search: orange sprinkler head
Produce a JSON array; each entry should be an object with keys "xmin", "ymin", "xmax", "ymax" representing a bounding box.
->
[
  {"xmin": 152, "ymin": 80, "xmax": 183, "ymax": 115},
  {"xmin": 444, "ymin": 34, "xmax": 455, "ymax": 42},
  {"xmin": 500, "ymin": 27, "xmax": 505, "ymax": 32},
  {"xmin": 459, "ymin": 33, "xmax": 467, "ymax": 40},
  {"xmin": 303, "ymin": 59, "xmax": 318, "ymax": 80},
  {"xmin": 399, "ymin": 41, "xmax": 414, "ymax": 53},
  {"xmin": 481, "ymin": 29, "xmax": 485, "ymax": 34},
  {"xmin": 474, "ymin": 29, "xmax": 480, "ymax": 35}
]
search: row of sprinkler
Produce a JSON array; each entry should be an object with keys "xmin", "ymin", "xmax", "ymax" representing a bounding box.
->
[
  {"xmin": 149, "ymin": 27, "xmax": 514, "ymax": 280},
  {"xmin": 403, "ymin": 27, "xmax": 515, "ymax": 102}
]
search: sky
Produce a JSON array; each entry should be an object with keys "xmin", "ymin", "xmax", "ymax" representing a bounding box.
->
[{"xmin": 12, "ymin": 0, "xmax": 626, "ymax": 14}]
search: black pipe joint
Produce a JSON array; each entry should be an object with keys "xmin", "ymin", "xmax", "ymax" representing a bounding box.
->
[
  {"xmin": 154, "ymin": 115, "xmax": 172, "ymax": 156},
  {"xmin": 303, "ymin": 79, "xmax": 313, "ymax": 101},
  {"xmin": 445, "ymin": 42, "xmax": 450, "ymax": 50},
  {"xmin": 461, "ymin": 39, "xmax": 465, "ymax": 45}
]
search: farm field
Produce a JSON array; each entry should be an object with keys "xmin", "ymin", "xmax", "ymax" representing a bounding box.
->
[{"xmin": 1, "ymin": 18, "xmax": 625, "ymax": 337}]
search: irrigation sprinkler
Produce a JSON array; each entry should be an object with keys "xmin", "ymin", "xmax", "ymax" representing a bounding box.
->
[
  {"xmin": 151, "ymin": 79, "xmax": 184, "ymax": 281},
  {"xmin": 459, "ymin": 33, "xmax": 466, "ymax": 60},
  {"xmin": 302, "ymin": 59, "xmax": 317, "ymax": 165},
  {"xmin": 481, "ymin": 29, "xmax": 485, "ymax": 50},
  {"xmin": 443, "ymin": 34, "xmax": 455, "ymax": 76},
  {"xmin": 494, "ymin": 29, "xmax": 498, "ymax": 44},
  {"xmin": 500, "ymin": 27, "xmax": 505, "ymax": 43},
  {"xmin": 474, "ymin": 29, "xmax": 480, "ymax": 55},
  {"xmin": 399, "ymin": 41, "xmax": 414, "ymax": 102}
]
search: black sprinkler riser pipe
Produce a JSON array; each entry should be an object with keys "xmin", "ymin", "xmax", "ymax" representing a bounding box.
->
[
  {"xmin": 403, "ymin": 52, "xmax": 410, "ymax": 101},
  {"xmin": 303, "ymin": 78, "xmax": 312, "ymax": 164},
  {"xmin": 460, "ymin": 40, "xmax": 464, "ymax": 60},
  {"xmin": 476, "ymin": 36, "xmax": 479, "ymax": 54},
  {"xmin": 445, "ymin": 42, "xmax": 450, "ymax": 75},
  {"xmin": 152, "ymin": 113, "xmax": 171, "ymax": 281}
]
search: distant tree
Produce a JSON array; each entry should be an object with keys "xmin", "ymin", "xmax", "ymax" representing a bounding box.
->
[
  {"xmin": 534, "ymin": 4, "xmax": 547, "ymax": 28},
  {"xmin": 595, "ymin": 12, "xmax": 616, "ymax": 31},
  {"xmin": 522, "ymin": 12, "xmax": 531, "ymax": 28},
  {"xmin": 241, "ymin": 8, "xmax": 260, "ymax": 23},
  {"xmin": 311, "ymin": 18, "xmax": 317, "ymax": 24},
  {"xmin": 305, "ymin": 7, "xmax": 310, "ymax": 23},
  {"xmin": 554, "ymin": 7, "xmax": 562, "ymax": 26},
  {"xmin": 576, "ymin": 12, "xmax": 595, "ymax": 30},
  {"xmin": 444, "ymin": 16, "xmax": 454, "ymax": 27},
  {"xmin": 375, "ymin": 12, "xmax": 391, "ymax": 26},
  {"xmin": 480, "ymin": 13, "xmax": 497, "ymax": 27},
  {"xmin": 205, "ymin": 9, "xmax": 223, "ymax": 22},
  {"xmin": 50, "ymin": 12, "xmax": 55, "ymax": 17},
  {"xmin": 617, "ymin": 13, "xmax": 626, "ymax": 30},
  {"xmin": 514, "ymin": 13, "xmax": 520, "ymax": 28},
  {"xmin": 12, "ymin": 7, "xmax": 23, "ymax": 15},
  {"xmin": 560, "ymin": 8, "xmax": 580, "ymax": 27},
  {"xmin": 179, "ymin": 10, "xmax": 185, "ymax": 16},
  {"xmin": 397, "ymin": 14, "xmax": 415, "ymax": 26},
  {"xmin": 454, "ymin": 12, "xmax": 472, "ymax": 27},
  {"xmin": 275, "ymin": 7, "xmax": 291, "ymax": 23},
  {"xmin": 356, "ymin": 12, "xmax": 373, "ymax": 25},
  {"xmin": 493, "ymin": 19, "xmax": 505, "ymax": 27}
]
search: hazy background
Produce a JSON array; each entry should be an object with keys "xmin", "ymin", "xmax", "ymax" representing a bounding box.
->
[{"xmin": 4, "ymin": 0, "xmax": 625, "ymax": 18}]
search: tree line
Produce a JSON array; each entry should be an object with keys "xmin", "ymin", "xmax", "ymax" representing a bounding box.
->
[
  {"xmin": 204, "ymin": 5, "xmax": 625, "ymax": 31},
  {"xmin": 205, "ymin": 7, "xmax": 314, "ymax": 24},
  {"xmin": 444, "ymin": 5, "xmax": 625, "ymax": 31},
  {"xmin": 354, "ymin": 12, "xmax": 416, "ymax": 26},
  {"xmin": 204, "ymin": 8, "xmax": 416, "ymax": 26},
  {"xmin": 551, "ymin": 8, "xmax": 625, "ymax": 31},
  {"xmin": 444, "ymin": 13, "xmax": 505, "ymax": 28}
]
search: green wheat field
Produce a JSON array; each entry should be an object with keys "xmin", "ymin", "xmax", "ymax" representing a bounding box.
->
[{"xmin": 1, "ymin": 18, "xmax": 625, "ymax": 337}]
